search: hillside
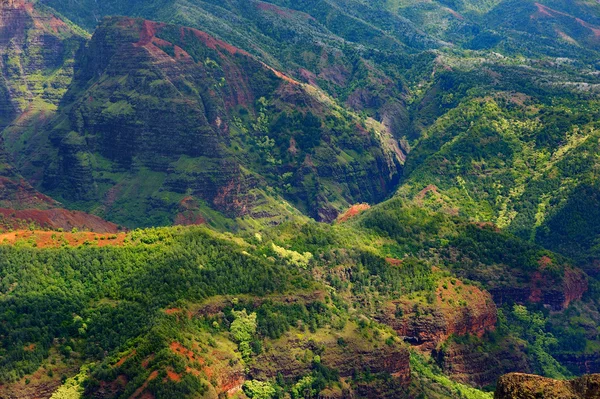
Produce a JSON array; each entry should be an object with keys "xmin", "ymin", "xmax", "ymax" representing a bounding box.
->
[
  {"xmin": 0, "ymin": 1, "xmax": 599, "ymax": 399},
  {"xmin": 3, "ymin": 15, "xmax": 405, "ymax": 228}
]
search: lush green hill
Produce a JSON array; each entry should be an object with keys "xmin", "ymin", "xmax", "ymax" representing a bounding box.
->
[{"xmin": 0, "ymin": 1, "xmax": 600, "ymax": 398}]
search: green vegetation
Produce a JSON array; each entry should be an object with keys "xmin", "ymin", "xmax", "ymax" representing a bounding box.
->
[{"xmin": 2, "ymin": 0, "xmax": 600, "ymax": 398}]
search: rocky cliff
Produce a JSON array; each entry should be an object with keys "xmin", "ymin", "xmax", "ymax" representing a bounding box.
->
[
  {"xmin": 8, "ymin": 16, "xmax": 404, "ymax": 227},
  {"xmin": 495, "ymin": 373, "xmax": 600, "ymax": 399},
  {"xmin": 378, "ymin": 278, "xmax": 497, "ymax": 351},
  {"xmin": 489, "ymin": 266, "xmax": 588, "ymax": 312},
  {"xmin": 434, "ymin": 340, "xmax": 531, "ymax": 388},
  {"xmin": 555, "ymin": 353, "xmax": 600, "ymax": 376},
  {"xmin": 0, "ymin": 0, "xmax": 85, "ymax": 129}
]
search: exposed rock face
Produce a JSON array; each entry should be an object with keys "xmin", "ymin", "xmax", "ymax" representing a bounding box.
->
[
  {"xmin": 378, "ymin": 279, "xmax": 497, "ymax": 350},
  {"xmin": 0, "ymin": 175, "xmax": 57, "ymax": 209},
  {"xmin": 495, "ymin": 373, "xmax": 600, "ymax": 399},
  {"xmin": 434, "ymin": 340, "xmax": 531, "ymax": 388},
  {"xmin": 0, "ymin": 0, "xmax": 84, "ymax": 128},
  {"xmin": 6, "ymin": 15, "xmax": 403, "ymax": 227},
  {"xmin": 0, "ymin": 134, "xmax": 56, "ymax": 209},
  {"xmin": 0, "ymin": 207, "xmax": 119, "ymax": 232},
  {"xmin": 490, "ymin": 266, "xmax": 588, "ymax": 311},
  {"xmin": 555, "ymin": 353, "xmax": 600, "ymax": 375},
  {"xmin": 251, "ymin": 327, "xmax": 411, "ymax": 387}
]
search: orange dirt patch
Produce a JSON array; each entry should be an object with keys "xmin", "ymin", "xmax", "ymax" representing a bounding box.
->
[
  {"xmin": 337, "ymin": 203, "xmax": 371, "ymax": 223},
  {"xmin": 415, "ymin": 184, "xmax": 439, "ymax": 201},
  {"xmin": 538, "ymin": 255, "xmax": 553, "ymax": 268},
  {"xmin": 0, "ymin": 230, "xmax": 127, "ymax": 248},
  {"xmin": 174, "ymin": 211, "xmax": 206, "ymax": 226},
  {"xmin": 0, "ymin": 207, "xmax": 119, "ymax": 233},
  {"xmin": 166, "ymin": 369, "xmax": 182, "ymax": 382},
  {"xmin": 115, "ymin": 350, "xmax": 137, "ymax": 368},
  {"xmin": 256, "ymin": 2, "xmax": 292, "ymax": 17},
  {"xmin": 186, "ymin": 26, "xmax": 251, "ymax": 56},
  {"xmin": 129, "ymin": 370, "xmax": 158, "ymax": 399},
  {"xmin": 186, "ymin": 366, "xmax": 201, "ymax": 376},
  {"xmin": 534, "ymin": 2, "xmax": 554, "ymax": 17},
  {"xmin": 170, "ymin": 342, "xmax": 197, "ymax": 362},
  {"xmin": 164, "ymin": 308, "xmax": 181, "ymax": 315},
  {"xmin": 575, "ymin": 18, "xmax": 600, "ymax": 37},
  {"xmin": 262, "ymin": 63, "xmax": 300, "ymax": 85},
  {"xmin": 23, "ymin": 343, "xmax": 36, "ymax": 352},
  {"xmin": 135, "ymin": 20, "xmax": 164, "ymax": 47},
  {"xmin": 386, "ymin": 258, "xmax": 403, "ymax": 267}
]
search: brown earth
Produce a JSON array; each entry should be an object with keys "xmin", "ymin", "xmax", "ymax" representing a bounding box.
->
[
  {"xmin": 495, "ymin": 373, "xmax": 600, "ymax": 399},
  {"xmin": 0, "ymin": 230, "xmax": 127, "ymax": 248},
  {"xmin": 337, "ymin": 203, "xmax": 371, "ymax": 223},
  {"xmin": 0, "ymin": 207, "xmax": 120, "ymax": 233},
  {"xmin": 379, "ymin": 278, "xmax": 497, "ymax": 351},
  {"xmin": 434, "ymin": 340, "xmax": 531, "ymax": 388}
]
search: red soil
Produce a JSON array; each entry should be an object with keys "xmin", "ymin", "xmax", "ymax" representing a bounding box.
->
[
  {"xmin": 255, "ymin": 2, "xmax": 314, "ymax": 21},
  {"xmin": 185, "ymin": 26, "xmax": 251, "ymax": 57},
  {"xmin": 262, "ymin": 62, "xmax": 300, "ymax": 85},
  {"xmin": 337, "ymin": 203, "xmax": 371, "ymax": 223},
  {"xmin": 186, "ymin": 366, "xmax": 201, "ymax": 376},
  {"xmin": 174, "ymin": 212, "xmax": 206, "ymax": 227},
  {"xmin": 166, "ymin": 369, "xmax": 181, "ymax": 382},
  {"xmin": 534, "ymin": 2, "xmax": 554, "ymax": 17},
  {"xmin": 136, "ymin": 20, "xmax": 164, "ymax": 47},
  {"xmin": 169, "ymin": 342, "xmax": 197, "ymax": 362},
  {"xmin": 533, "ymin": 2, "xmax": 600, "ymax": 36},
  {"xmin": 129, "ymin": 370, "xmax": 158, "ymax": 399},
  {"xmin": 23, "ymin": 343, "xmax": 36, "ymax": 352},
  {"xmin": 386, "ymin": 258, "xmax": 403, "ymax": 267},
  {"xmin": 0, "ymin": 207, "xmax": 119, "ymax": 233},
  {"xmin": 115, "ymin": 350, "xmax": 137, "ymax": 368},
  {"xmin": 576, "ymin": 18, "xmax": 600, "ymax": 37},
  {"xmin": 256, "ymin": 2, "xmax": 292, "ymax": 17},
  {"xmin": 0, "ymin": 230, "xmax": 127, "ymax": 248},
  {"xmin": 415, "ymin": 184, "xmax": 439, "ymax": 201}
]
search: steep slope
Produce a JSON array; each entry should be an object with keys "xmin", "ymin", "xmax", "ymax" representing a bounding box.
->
[
  {"xmin": 0, "ymin": 1, "xmax": 122, "ymax": 232},
  {"xmin": 8, "ymin": 16, "xmax": 403, "ymax": 227},
  {"xmin": 495, "ymin": 373, "xmax": 600, "ymax": 399},
  {"xmin": 484, "ymin": 0, "xmax": 600, "ymax": 57},
  {"xmin": 0, "ymin": 135, "xmax": 56, "ymax": 209},
  {"xmin": 39, "ymin": 0, "xmax": 438, "ymax": 138},
  {"xmin": 0, "ymin": 0, "xmax": 86, "ymax": 129}
]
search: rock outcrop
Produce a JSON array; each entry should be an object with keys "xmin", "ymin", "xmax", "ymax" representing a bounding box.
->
[
  {"xmin": 251, "ymin": 325, "xmax": 411, "ymax": 387},
  {"xmin": 490, "ymin": 266, "xmax": 588, "ymax": 311},
  {"xmin": 0, "ymin": 0, "xmax": 84, "ymax": 128},
  {"xmin": 495, "ymin": 373, "xmax": 600, "ymax": 399},
  {"xmin": 555, "ymin": 352, "xmax": 600, "ymax": 375},
  {"xmin": 378, "ymin": 278, "xmax": 497, "ymax": 350},
  {"xmin": 434, "ymin": 340, "xmax": 530, "ymax": 387},
  {"xmin": 4, "ymin": 15, "xmax": 403, "ymax": 227}
]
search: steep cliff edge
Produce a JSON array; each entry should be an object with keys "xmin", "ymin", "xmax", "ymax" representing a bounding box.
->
[
  {"xmin": 0, "ymin": 0, "xmax": 85, "ymax": 129},
  {"xmin": 378, "ymin": 278, "xmax": 497, "ymax": 350},
  {"xmin": 495, "ymin": 373, "xmax": 600, "ymax": 399},
  {"xmin": 447, "ymin": 225, "xmax": 589, "ymax": 311},
  {"xmin": 8, "ymin": 16, "xmax": 404, "ymax": 228}
]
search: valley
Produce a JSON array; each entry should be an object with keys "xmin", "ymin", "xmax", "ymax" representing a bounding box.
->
[{"xmin": 0, "ymin": 0, "xmax": 600, "ymax": 398}]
